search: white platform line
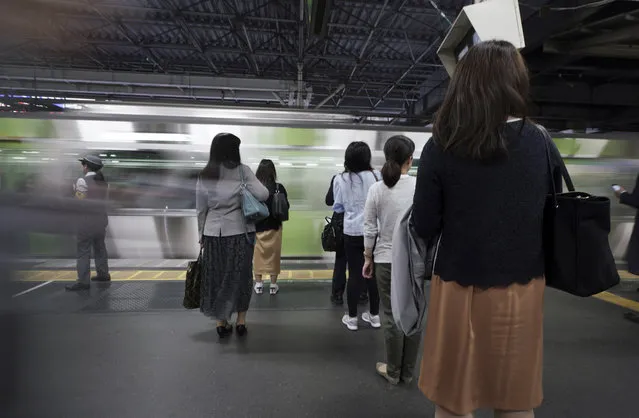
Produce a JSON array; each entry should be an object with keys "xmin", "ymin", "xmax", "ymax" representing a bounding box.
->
[{"xmin": 12, "ymin": 280, "xmax": 54, "ymax": 298}]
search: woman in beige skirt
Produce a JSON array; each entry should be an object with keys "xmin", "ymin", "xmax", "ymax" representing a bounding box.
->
[
  {"xmin": 253, "ymin": 159, "xmax": 289, "ymax": 295},
  {"xmin": 410, "ymin": 40, "xmax": 564, "ymax": 417}
]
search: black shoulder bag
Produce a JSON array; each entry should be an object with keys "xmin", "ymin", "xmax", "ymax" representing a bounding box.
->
[{"xmin": 541, "ymin": 126, "xmax": 620, "ymax": 297}]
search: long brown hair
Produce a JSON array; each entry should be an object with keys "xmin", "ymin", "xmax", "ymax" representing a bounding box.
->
[{"xmin": 433, "ymin": 40, "xmax": 529, "ymax": 160}]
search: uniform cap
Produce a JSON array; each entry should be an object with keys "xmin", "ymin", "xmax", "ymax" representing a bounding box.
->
[{"xmin": 79, "ymin": 155, "xmax": 103, "ymax": 170}]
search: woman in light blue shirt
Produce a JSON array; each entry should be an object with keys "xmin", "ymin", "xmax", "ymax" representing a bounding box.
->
[{"xmin": 333, "ymin": 141, "xmax": 381, "ymax": 331}]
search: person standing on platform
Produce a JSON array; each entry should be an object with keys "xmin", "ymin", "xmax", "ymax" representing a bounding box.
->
[
  {"xmin": 333, "ymin": 141, "xmax": 381, "ymax": 331},
  {"xmin": 326, "ymin": 175, "xmax": 369, "ymax": 306},
  {"xmin": 253, "ymin": 159, "xmax": 289, "ymax": 295},
  {"xmin": 412, "ymin": 41, "xmax": 562, "ymax": 418},
  {"xmin": 66, "ymin": 155, "xmax": 111, "ymax": 291},
  {"xmin": 196, "ymin": 133, "xmax": 269, "ymax": 338},
  {"xmin": 362, "ymin": 135, "xmax": 420, "ymax": 385},
  {"xmin": 615, "ymin": 175, "xmax": 639, "ymax": 276}
]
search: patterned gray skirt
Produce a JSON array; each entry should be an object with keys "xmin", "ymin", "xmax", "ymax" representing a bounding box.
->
[{"xmin": 200, "ymin": 233, "xmax": 255, "ymax": 321}]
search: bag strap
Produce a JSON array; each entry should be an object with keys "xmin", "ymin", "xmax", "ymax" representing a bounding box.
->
[
  {"xmin": 537, "ymin": 125, "xmax": 575, "ymax": 208},
  {"xmin": 237, "ymin": 165, "xmax": 253, "ymax": 245},
  {"xmin": 198, "ymin": 174, "xmax": 209, "ymax": 244},
  {"xmin": 370, "ymin": 169, "xmax": 379, "ymax": 181},
  {"xmin": 239, "ymin": 164, "xmax": 247, "ymax": 188}
]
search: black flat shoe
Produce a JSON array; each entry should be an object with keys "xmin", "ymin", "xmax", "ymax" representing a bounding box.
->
[
  {"xmin": 65, "ymin": 282, "xmax": 90, "ymax": 291},
  {"xmin": 236, "ymin": 324, "xmax": 247, "ymax": 337},
  {"xmin": 330, "ymin": 294, "xmax": 344, "ymax": 306},
  {"xmin": 216, "ymin": 324, "xmax": 233, "ymax": 338}
]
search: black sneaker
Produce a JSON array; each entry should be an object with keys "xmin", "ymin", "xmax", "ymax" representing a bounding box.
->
[
  {"xmin": 331, "ymin": 293, "xmax": 344, "ymax": 306},
  {"xmin": 65, "ymin": 282, "xmax": 90, "ymax": 291},
  {"xmin": 91, "ymin": 275, "xmax": 111, "ymax": 282}
]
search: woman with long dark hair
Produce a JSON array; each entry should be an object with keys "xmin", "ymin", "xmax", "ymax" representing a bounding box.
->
[
  {"xmin": 332, "ymin": 141, "xmax": 381, "ymax": 331},
  {"xmin": 196, "ymin": 133, "xmax": 269, "ymax": 338},
  {"xmin": 362, "ymin": 135, "xmax": 419, "ymax": 385},
  {"xmin": 253, "ymin": 159, "xmax": 289, "ymax": 295},
  {"xmin": 412, "ymin": 40, "xmax": 563, "ymax": 418}
]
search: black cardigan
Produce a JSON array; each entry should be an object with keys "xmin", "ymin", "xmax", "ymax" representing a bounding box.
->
[{"xmin": 412, "ymin": 120, "xmax": 564, "ymax": 288}]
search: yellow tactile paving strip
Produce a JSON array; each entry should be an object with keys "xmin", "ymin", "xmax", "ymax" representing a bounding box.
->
[
  {"xmin": 13, "ymin": 269, "xmax": 639, "ymax": 312},
  {"xmin": 14, "ymin": 269, "xmax": 335, "ymax": 282},
  {"xmin": 15, "ymin": 269, "xmax": 639, "ymax": 282}
]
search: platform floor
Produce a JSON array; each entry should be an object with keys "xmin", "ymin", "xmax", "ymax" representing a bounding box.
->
[{"xmin": 4, "ymin": 279, "xmax": 639, "ymax": 418}]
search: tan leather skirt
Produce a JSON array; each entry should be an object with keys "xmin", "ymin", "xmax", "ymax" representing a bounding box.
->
[
  {"xmin": 418, "ymin": 275, "xmax": 544, "ymax": 415},
  {"xmin": 253, "ymin": 228, "xmax": 283, "ymax": 276}
]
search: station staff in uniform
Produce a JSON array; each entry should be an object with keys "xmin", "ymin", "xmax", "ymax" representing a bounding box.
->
[{"xmin": 66, "ymin": 155, "xmax": 111, "ymax": 291}]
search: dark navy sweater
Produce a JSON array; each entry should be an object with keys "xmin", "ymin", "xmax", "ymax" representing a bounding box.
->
[{"xmin": 412, "ymin": 120, "xmax": 564, "ymax": 288}]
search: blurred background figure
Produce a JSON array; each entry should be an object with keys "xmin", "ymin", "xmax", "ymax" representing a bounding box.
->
[
  {"xmin": 615, "ymin": 175, "xmax": 639, "ymax": 276},
  {"xmin": 253, "ymin": 159, "xmax": 289, "ymax": 296},
  {"xmin": 196, "ymin": 133, "xmax": 269, "ymax": 338},
  {"xmin": 66, "ymin": 155, "xmax": 111, "ymax": 291}
]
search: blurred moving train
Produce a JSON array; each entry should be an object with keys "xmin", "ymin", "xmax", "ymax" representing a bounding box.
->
[{"xmin": 0, "ymin": 103, "xmax": 638, "ymax": 265}]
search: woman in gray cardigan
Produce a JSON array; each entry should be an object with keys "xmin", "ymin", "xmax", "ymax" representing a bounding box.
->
[{"xmin": 196, "ymin": 133, "xmax": 269, "ymax": 338}]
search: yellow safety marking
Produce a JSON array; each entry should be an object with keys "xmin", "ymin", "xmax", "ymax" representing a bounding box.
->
[
  {"xmin": 619, "ymin": 270, "xmax": 639, "ymax": 281},
  {"xmin": 13, "ymin": 269, "xmax": 639, "ymax": 285},
  {"xmin": 594, "ymin": 291, "xmax": 639, "ymax": 313}
]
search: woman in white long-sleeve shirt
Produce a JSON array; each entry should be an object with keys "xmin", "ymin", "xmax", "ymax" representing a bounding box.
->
[
  {"xmin": 362, "ymin": 135, "xmax": 420, "ymax": 385},
  {"xmin": 333, "ymin": 141, "xmax": 381, "ymax": 331}
]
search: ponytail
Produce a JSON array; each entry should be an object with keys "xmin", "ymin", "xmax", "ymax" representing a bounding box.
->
[
  {"xmin": 381, "ymin": 135, "xmax": 415, "ymax": 188},
  {"xmin": 381, "ymin": 160, "xmax": 402, "ymax": 188}
]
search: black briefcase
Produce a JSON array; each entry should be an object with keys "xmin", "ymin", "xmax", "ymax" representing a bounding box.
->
[{"xmin": 541, "ymin": 128, "xmax": 620, "ymax": 297}]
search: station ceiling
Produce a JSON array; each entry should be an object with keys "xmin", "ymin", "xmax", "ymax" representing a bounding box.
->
[{"xmin": 1, "ymin": 0, "xmax": 639, "ymax": 132}]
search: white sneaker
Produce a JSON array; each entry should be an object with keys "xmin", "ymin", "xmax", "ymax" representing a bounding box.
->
[
  {"xmin": 342, "ymin": 314, "xmax": 358, "ymax": 331},
  {"xmin": 269, "ymin": 284, "xmax": 279, "ymax": 295},
  {"xmin": 362, "ymin": 312, "xmax": 381, "ymax": 329},
  {"xmin": 254, "ymin": 282, "xmax": 263, "ymax": 295}
]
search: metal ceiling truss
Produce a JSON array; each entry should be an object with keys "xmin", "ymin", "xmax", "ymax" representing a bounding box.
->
[
  {"xmin": 0, "ymin": 0, "xmax": 462, "ymax": 116},
  {"xmin": 3, "ymin": 0, "xmax": 637, "ymax": 130}
]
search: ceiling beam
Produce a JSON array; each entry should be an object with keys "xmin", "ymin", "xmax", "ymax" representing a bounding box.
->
[
  {"xmin": 569, "ymin": 25, "xmax": 639, "ymax": 50},
  {"xmin": 0, "ymin": 66, "xmax": 297, "ymax": 92},
  {"xmin": 532, "ymin": 81, "xmax": 639, "ymax": 107},
  {"xmin": 159, "ymin": 0, "xmax": 219, "ymax": 74}
]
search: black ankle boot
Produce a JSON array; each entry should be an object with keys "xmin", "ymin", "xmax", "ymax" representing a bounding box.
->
[{"xmin": 216, "ymin": 324, "xmax": 232, "ymax": 338}]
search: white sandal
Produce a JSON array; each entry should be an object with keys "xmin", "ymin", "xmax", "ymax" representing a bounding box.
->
[
  {"xmin": 254, "ymin": 282, "xmax": 264, "ymax": 294},
  {"xmin": 269, "ymin": 284, "xmax": 279, "ymax": 295}
]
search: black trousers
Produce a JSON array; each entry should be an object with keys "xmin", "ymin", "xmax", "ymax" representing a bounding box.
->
[
  {"xmin": 344, "ymin": 234, "xmax": 379, "ymax": 317},
  {"xmin": 331, "ymin": 244, "xmax": 347, "ymax": 296}
]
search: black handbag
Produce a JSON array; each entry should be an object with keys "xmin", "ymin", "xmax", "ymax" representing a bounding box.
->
[
  {"xmin": 321, "ymin": 213, "xmax": 344, "ymax": 252},
  {"xmin": 541, "ymin": 127, "xmax": 620, "ymax": 297},
  {"xmin": 183, "ymin": 249, "xmax": 203, "ymax": 309}
]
